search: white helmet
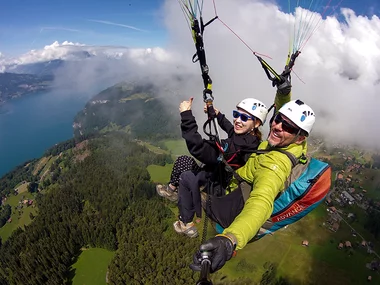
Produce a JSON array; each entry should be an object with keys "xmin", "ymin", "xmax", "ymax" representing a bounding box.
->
[
  {"xmin": 236, "ymin": 98, "xmax": 268, "ymax": 125},
  {"xmin": 278, "ymin": 99, "xmax": 315, "ymax": 135}
]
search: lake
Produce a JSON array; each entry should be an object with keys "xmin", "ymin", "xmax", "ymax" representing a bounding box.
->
[{"xmin": 0, "ymin": 90, "xmax": 89, "ymax": 177}]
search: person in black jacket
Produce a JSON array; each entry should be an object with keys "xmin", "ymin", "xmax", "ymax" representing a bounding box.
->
[{"xmin": 157, "ymin": 97, "xmax": 268, "ymax": 237}]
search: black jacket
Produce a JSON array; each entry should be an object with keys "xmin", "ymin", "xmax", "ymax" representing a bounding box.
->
[{"xmin": 180, "ymin": 110, "xmax": 260, "ymax": 170}]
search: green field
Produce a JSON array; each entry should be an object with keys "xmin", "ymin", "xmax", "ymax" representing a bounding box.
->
[
  {"xmin": 206, "ymin": 205, "xmax": 379, "ymax": 285},
  {"xmin": 161, "ymin": 202, "xmax": 378, "ymax": 284},
  {"xmin": 0, "ymin": 192, "xmax": 37, "ymax": 241},
  {"xmin": 147, "ymin": 139, "xmax": 189, "ymax": 183},
  {"xmin": 137, "ymin": 141, "xmax": 169, "ymax": 155},
  {"xmin": 162, "ymin": 139, "xmax": 189, "ymax": 156},
  {"xmin": 71, "ymin": 248, "xmax": 115, "ymax": 285},
  {"xmin": 147, "ymin": 164, "xmax": 173, "ymax": 183}
]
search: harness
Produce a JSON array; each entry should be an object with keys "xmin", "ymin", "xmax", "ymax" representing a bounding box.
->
[{"xmin": 232, "ymin": 149, "xmax": 302, "ymax": 202}]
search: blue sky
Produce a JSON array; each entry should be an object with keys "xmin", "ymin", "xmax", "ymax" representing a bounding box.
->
[
  {"xmin": 0, "ymin": 0, "xmax": 166, "ymax": 56},
  {"xmin": 274, "ymin": 0, "xmax": 380, "ymax": 21},
  {"xmin": 0, "ymin": 0, "xmax": 379, "ymax": 57},
  {"xmin": 341, "ymin": 0, "xmax": 380, "ymax": 16}
]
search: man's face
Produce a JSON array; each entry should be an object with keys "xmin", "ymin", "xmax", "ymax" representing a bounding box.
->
[{"xmin": 268, "ymin": 113, "xmax": 304, "ymax": 147}]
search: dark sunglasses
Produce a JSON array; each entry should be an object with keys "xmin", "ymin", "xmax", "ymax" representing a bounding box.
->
[
  {"xmin": 232, "ymin": 110, "xmax": 255, "ymax": 122},
  {"xmin": 273, "ymin": 113, "xmax": 300, "ymax": 135}
]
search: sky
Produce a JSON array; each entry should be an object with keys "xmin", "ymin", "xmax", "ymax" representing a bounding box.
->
[
  {"xmin": 0, "ymin": 0, "xmax": 378, "ymax": 56},
  {"xmin": 1, "ymin": 0, "xmax": 380, "ymax": 149},
  {"xmin": 0, "ymin": 0, "xmax": 166, "ymax": 55}
]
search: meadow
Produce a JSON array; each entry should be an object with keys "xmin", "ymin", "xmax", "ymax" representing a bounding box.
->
[
  {"xmin": 71, "ymin": 248, "xmax": 115, "ymax": 285},
  {"xmin": 0, "ymin": 190, "xmax": 37, "ymax": 241}
]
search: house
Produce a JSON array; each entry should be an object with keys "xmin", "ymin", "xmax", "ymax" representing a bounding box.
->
[
  {"xmin": 330, "ymin": 222, "xmax": 340, "ymax": 232},
  {"xmin": 342, "ymin": 191, "xmax": 355, "ymax": 204},
  {"xmin": 338, "ymin": 243, "xmax": 344, "ymax": 249},
  {"xmin": 354, "ymin": 194, "xmax": 363, "ymax": 202},
  {"xmin": 302, "ymin": 240, "xmax": 309, "ymax": 247},
  {"xmin": 328, "ymin": 206, "xmax": 337, "ymax": 213},
  {"xmin": 347, "ymin": 213, "xmax": 355, "ymax": 219},
  {"xmin": 345, "ymin": 241, "xmax": 352, "ymax": 248},
  {"xmin": 369, "ymin": 260, "xmax": 380, "ymax": 271}
]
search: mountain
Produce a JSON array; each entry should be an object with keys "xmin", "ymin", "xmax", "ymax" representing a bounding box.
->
[
  {"xmin": 0, "ymin": 72, "xmax": 52, "ymax": 104},
  {"xmin": 1, "ymin": 43, "xmax": 167, "ymax": 77},
  {"xmin": 5, "ymin": 59, "xmax": 66, "ymax": 76},
  {"xmin": 73, "ymin": 81, "xmax": 181, "ymax": 141}
]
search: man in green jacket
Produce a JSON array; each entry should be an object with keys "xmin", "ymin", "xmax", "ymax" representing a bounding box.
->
[{"xmin": 190, "ymin": 98, "xmax": 316, "ymax": 273}]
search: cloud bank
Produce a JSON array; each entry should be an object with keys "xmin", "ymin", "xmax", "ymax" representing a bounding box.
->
[
  {"xmin": 1, "ymin": 0, "xmax": 379, "ymax": 149},
  {"xmin": 163, "ymin": 0, "xmax": 380, "ymax": 149}
]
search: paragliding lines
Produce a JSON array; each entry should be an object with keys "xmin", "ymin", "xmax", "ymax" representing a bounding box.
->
[{"xmin": 178, "ymin": 0, "xmax": 222, "ymax": 146}]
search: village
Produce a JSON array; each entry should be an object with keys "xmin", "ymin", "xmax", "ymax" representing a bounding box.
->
[{"xmin": 316, "ymin": 148, "xmax": 380, "ymax": 282}]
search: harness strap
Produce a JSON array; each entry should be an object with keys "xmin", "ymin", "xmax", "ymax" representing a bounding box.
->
[
  {"xmin": 272, "ymin": 149, "xmax": 298, "ymax": 168},
  {"xmin": 234, "ymin": 149, "xmax": 303, "ymax": 203}
]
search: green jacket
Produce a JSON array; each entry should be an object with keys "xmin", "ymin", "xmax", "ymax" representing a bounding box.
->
[{"xmin": 223, "ymin": 140, "xmax": 308, "ymax": 249}]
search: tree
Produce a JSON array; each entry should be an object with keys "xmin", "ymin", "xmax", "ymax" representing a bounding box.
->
[
  {"xmin": 260, "ymin": 263, "xmax": 277, "ymax": 285},
  {"xmin": 28, "ymin": 182, "xmax": 38, "ymax": 193}
]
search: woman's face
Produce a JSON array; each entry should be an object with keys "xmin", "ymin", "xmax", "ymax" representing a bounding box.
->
[{"xmin": 233, "ymin": 108, "xmax": 259, "ymax": 135}]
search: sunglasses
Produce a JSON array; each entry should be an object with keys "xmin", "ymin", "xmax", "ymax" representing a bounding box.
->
[
  {"xmin": 232, "ymin": 110, "xmax": 255, "ymax": 122},
  {"xmin": 273, "ymin": 113, "xmax": 300, "ymax": 135}
]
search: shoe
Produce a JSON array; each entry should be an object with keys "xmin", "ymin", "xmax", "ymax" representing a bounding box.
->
[
  {"xmin": 173, "ymin": 220, "xmax": 198, "ymax": 238},
  {"xmin": 156, "ymin": 184, "xmax": 178, "ymax": 202}
]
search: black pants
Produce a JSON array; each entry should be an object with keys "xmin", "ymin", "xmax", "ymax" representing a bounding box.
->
[
  {"xmin": 178, "ymin": 172, "xmax": 245, "ymax": 228},
  {"xmin": 203, "ymin": 187, "xmax": 245, "ymax": 229},
  {"xmin": 178, "ymin": 170, "xmax": 208, "ymax": 224},
  {"xmin": 169, "ymin": 155, "xmax": 201, "ymax": 187}
]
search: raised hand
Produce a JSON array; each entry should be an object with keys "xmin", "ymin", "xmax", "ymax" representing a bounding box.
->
[{"xmin": 179, "ymin": 97, "xmax": 194, "ymax": 113}]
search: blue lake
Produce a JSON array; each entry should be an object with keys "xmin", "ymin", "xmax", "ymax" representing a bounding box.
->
[{"xmin": 0, "ymin": 91, "xmax": 89, "ymax": 177}]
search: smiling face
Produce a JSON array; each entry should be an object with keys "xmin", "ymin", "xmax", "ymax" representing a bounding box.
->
[
  {"xmin": 233, "ymin": 108, "xmax": 260, "ymax": 135},
  {"xmin": 268, "ymin": 113, "xmax": 305, "ymax": 147}
]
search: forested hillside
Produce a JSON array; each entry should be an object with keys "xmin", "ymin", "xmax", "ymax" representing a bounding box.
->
[
  {"xmin": 0, "ymin": 72, "xmax": 52, "ymax": 103},
  {"xmin": 73, "ymin": 81, "xmax": 181, "ymax": 141},
  {"xmin": 0, "ymin": 132, "xmax": 200, "ymax": 284}
]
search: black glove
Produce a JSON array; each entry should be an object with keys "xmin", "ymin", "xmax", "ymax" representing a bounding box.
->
[
  {"xmin": 190, "ymin": 235, "xmax": 235, "ymax": 273},
  {"xmin": 272, "ymin": 75, "xmax": 291, "ymax": 96}
]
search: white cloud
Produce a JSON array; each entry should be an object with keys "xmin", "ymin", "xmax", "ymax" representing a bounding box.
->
[
  {"xmin": 2, "ymin": 41, "xmax": 87, "ymax": 66},
  {"xmin": 0, "ymin": 52, "xmax": 5, "ymax": 72},
  {"xmin": 161, "ymin": 0, "xmax": 380, "ymax": 149}
]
